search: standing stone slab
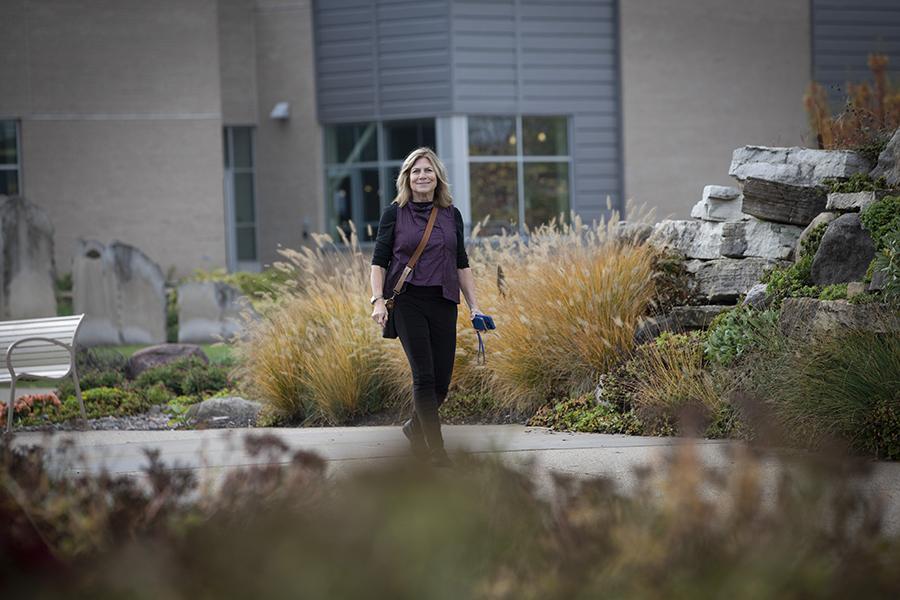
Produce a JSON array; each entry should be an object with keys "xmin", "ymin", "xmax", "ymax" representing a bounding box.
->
[
  {"xmin": 111, "ymin": 241, "xmax": 167, "ymax": 344},
  {"xmin": 648, "ymin": 220, "xmax": 723, "ymax": 259},
  {"xmin": 720, "ymin": 217, "xmax": 802, "ymax": 261},
  {"xmin": 690, "ymin": 185, "xmax": 743, "ymax": 222},
  {"xmin": 810, "ymin": 214, "xmax": 876, "ymax": 286},
  {"xmin": 740, "ymin": 178, "xmax": 828, "ymax": 226},
  {"xmin": 825, "ymin": 191, "xmax": 889, "ymax": 212},
  {"xmin": 685, "ymin": 258, "xmax": 782, "ymax": 303},
  {"xmin": 178, "ymin": 281, "xmax": 250, "ymax": 344},
  {"xmin": 0, "ymin": 195, "xmax": 57, "ymax": 319},
  {"xmin": 870, "ymin": 127, "xmax": 900, "ymax": 187},
  {"xmin": 74, "ymin": 240, "xmax": 166, "ymax": 346},
  {"xmin": 779, "ymin": 298, "xmax": 900, "ymax": 341},
  {"xmin": 729, "ymin": 146, "xmax": 870, "ymax": 186}
]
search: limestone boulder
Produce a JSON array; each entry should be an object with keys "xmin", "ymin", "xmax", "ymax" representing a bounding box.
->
[
  {"xmin": 178, "ymin": 281, "xmax": 250, "ymax": 344},
  {"xmin": 870, "ymin": 127, "xmax": 900, "ymax": 187},
  {"xmin": 825, "ymin": 191, "xmax": 888, "ymax": 212},
  {"xmin": 740, "ymin": 177, "xmax": 828, "ymax": 226},
  {"xmin": 125, "ymin": 343, "xmax": 208, "ymax": 379},
  {"xmin": 74, "ymin": 240, "xmax": 167, "ymax": 346},
  {"xmin": 685, "ymin": 258, "xmax": 782, "ymax": 303},
  {"xmin": 810, "ymin": 214, "xmax": 877, "ymax": 286},
  {"xmin": 690, "ymin": 185, "xmax": 743, "ymax": 222},
  {"xmin": 610, "ymin": 221, "xmax": 653, "ymax": 246},
  {"xmin": 185, "ymin": 396, "xmax": 262, "ymax": 429},
  {"xmin": 720, "ymin": 217, "xmax": 802, "ymax": 261},
  {"xmin": 729, "ymin": 145, "xmax": 870, "ymax": 186},
  {"xmin": 779, "ymin": 298, "xmax": 900, "ymax": 341},
  {"xmin": 742, "ymin": 283, "xmax": 770, "ymax": 309},
  {"xmin": 0, "ymin": 195, "xmax": 57, "ymax": 319},
  {"xmin": 648, "ymin": 220, "xmax": 723, "ymax": 260}
]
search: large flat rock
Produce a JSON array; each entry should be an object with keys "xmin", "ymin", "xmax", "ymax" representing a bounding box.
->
[
  {"xmin": 729, "ymin": 145, "xmax": 870, "ymax": 186},
  {"xmin": 648, "ymin": 220, "xmax": 723, "ymax": 259},
  {"xmin": 740, "ymin": 177, "xmax": 828, "ymax": 226},
  {"xmin": 779, "ymin": 298, "xmax": 900, "ymax": 341},
  {"xmin": 685, "ymin": 257, "xmax": 782, "ymax": 303}
]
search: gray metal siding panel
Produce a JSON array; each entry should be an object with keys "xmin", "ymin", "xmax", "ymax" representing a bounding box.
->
[
  {"xmin": 450, "ymin": 0, "xmax": 622, "ymax": 216},
  {"xmin": 314, "ymin": 0, "xmax": 452, "ymax": 122},
  {"xmin": 812, "ymin": 0, "xmax": 900, "ymax": 105}
]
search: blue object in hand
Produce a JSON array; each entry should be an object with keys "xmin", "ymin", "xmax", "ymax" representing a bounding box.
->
[{"xmin": 471, "ymin": 314, "xmax": 496, "ymax": 331}]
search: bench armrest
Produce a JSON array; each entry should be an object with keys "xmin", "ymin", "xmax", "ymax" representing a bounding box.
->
[{"xmin": 5, "ymin": 336, "xmax": 76, "ymax": 379}]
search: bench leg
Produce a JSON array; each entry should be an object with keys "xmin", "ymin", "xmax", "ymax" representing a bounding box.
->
[
  {"xmin": 72, "ymin": 365, "xmax": 87, "ymax": 428},
  {"xmin": 6, "ymin": 377, "xmax": 16, "ymax": 434}
]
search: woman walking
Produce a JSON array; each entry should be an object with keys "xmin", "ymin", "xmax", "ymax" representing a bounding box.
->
[{"xmin": 370, "ymin": 147, "xmax": 482, "ymax": 467}]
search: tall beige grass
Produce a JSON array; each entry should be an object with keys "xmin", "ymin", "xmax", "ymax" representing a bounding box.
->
[
  {"xmin": 236, "ymin": 211, "xmax": 657, "ymax": 422},
  {"xmin": 233, "ymin": 227, "xmax": 407, "ymax": 424},
  {"xmin": 454, "ymin": 213, "xmax": 657, "ymax": 411}
]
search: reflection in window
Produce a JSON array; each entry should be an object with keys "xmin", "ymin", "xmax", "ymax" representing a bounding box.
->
[
  {"xmin": 224, "ymin": 126, "xmax": 257, "ymax": 264},
  {"xmin": 524, "ymin": 163, "xmax": 569, "ymax": 228},
  {"xmin": 470, "ymin": 163, "xmax": 518, "ymax": 236},
  {"xmin": 523, "ymin": 116, "xmax": 568, "ymax": 157},
  {"xmin": 468, "ymin": 116, "xmax": 570, "ymax": 234},
  {"xmin": 0, "ymin": 120, "xmax": 21, "ymax": 196},
  {"xmin": 324, "ymin": 119, "xmax": 435, "ymax": 242},
  {"xmin": 468, "ymin": 116, "xmax": 517, "ymax": 156}
]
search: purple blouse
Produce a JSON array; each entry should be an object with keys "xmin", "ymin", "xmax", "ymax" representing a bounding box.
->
[{"xmin": 372, "ymin": 201, "xmax": 469, "ymax": 304}]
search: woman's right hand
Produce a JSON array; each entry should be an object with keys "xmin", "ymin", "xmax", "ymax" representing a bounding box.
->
[{"xmin": 372, "ymin": 298, "xmax": 388, "ymax": 327}]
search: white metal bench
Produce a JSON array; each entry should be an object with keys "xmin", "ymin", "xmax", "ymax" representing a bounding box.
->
[{"xmin": 2, "ymin": 314, "xmax": 86, "ymax": 433}]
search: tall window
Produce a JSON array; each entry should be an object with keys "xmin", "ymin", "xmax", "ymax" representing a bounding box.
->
[
  {"xmin": 0, "ymin": 120, "xmax": 21, "ymax": 196},
  {"xmin": 324, "ymin": 119, "xmax": 435, "ymax": 241},
  {"xmin": 468, "ymin": 116, "xmax": 571, "ymax": 235},
  {"xmin": 224, "ymin": 126, "xmax": 257, "ymax": 265}
]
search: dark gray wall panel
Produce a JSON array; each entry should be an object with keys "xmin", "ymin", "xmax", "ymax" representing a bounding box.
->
[
  {"xmin": 812, "ymin": 0, "xmax": 900, "ymax": 105},
  {"xmin": 452, "ymin": 0, "xmax": 623, "ymax": 216},
  {"xmin": 314, "ymin": 0, "xmax": 452, "ymax": 122}
]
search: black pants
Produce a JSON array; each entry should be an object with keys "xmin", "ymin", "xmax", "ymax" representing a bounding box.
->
[{"xmin": 393, "ymin": 284, "xmax": 457, "ymax": 451}]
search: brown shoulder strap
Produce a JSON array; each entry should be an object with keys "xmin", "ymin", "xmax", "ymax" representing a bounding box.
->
[{"xmin": 393, "ymin": 205, "xmax": 438, "ymax": 295}]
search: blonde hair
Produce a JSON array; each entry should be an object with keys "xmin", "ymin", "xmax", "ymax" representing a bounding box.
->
[{"xmin": 393, "ymin": 147, "xmax": 453, "ymax": 208}]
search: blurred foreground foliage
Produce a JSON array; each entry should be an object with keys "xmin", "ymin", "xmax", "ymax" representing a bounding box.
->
[{"xmin": 2, "ymin": 435, "xmax": 900, "ymax": 598}]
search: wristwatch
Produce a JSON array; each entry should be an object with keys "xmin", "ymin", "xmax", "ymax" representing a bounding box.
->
[{"xmin": 370, "ymin": 295, "xmax": 384, "ymax": 305}]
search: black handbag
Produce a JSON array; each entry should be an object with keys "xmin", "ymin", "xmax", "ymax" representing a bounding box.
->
[{"xmin": 382, "ymin": 205, "xmax": 439, "ymax": 339}]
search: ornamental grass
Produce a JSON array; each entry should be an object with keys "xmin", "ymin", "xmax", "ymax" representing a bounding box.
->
[{"xmin": 236, "ymin": 212, "xmax": 657, "ymax": 423}]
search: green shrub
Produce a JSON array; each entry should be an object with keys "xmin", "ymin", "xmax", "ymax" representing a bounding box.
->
[
  {"xmin": 142, "ymin": 382, "xmax": 175, "ymax": 406},
  {"xmin": 756, "ymin": 331, "xmax": 900, "ymax": 460},
  {"xmin": 528, "ymin": 393, "xmax": 645, "ymax": 435},
  {"xmin": 860, "ymin": 195, "xmax": 900, "ymax": 249},
  {"xmin": 818, "ymin": 283, "xmax": 849, "ymax": 301},
  {"xmin": 133, "ymin": 358, "xmax": 231, "ymax": 396},
  {"xmin": 762, "ymin": 254, "xmax": 819, "ymax": 306},
  {"xmin": 871, "ymin": 227, "xmax": 900, "ymax": 304},
  {"xmin": 55, "ymin": 369, "xmax": 126, "ymax": 401},
  {"xmin": 25, "ymin": 387, "xmax": 149, "ymax": 425},
  {"xmin": 703, "ymin": 307, "xmax": 780, "ymax": 367},
  {"xmin": 800, "ymin": 221, "xmax": 829, "ymax": 258},
  {"xmin": 824, "ymin": 173, "xmax": 889, "ymax": 193}
]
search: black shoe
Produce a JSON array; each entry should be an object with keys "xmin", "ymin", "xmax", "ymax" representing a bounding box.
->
[
  {"xmin": 429, "ymin": 449, "xmax": 453, "ymax": 469},
  {"xmin": 402, "ymin": 419, "xmax": 428, "ymax": 460}
]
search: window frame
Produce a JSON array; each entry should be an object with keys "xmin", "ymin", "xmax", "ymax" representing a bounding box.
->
[
  {"xmin": 467, "ymin": 115, "xmax": 573, "ymax": 234},
  {"xmin": 223, "ymin": 125, "xmax": 259, "ymax": 270},
  {"xmin": 323, "ymin": 118, "xmax": 437, "ymax": 244},
  {"xmin": 0, "ymin": 119, "xmax": 23, "ymax": 196}
]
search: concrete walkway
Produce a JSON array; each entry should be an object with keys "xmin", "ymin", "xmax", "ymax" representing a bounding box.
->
[{"xmin": 9, "ymin": 424, "xmax": 900, "ymax": 530}]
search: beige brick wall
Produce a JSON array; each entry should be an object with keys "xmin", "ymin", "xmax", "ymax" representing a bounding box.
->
[
  {"xmin": 620, "ymin": 0, "xmax": 812, "ymax": 221},
  {"xmin": 1, "ymin": 0, "xmax": 227, "ymax": 277}
]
